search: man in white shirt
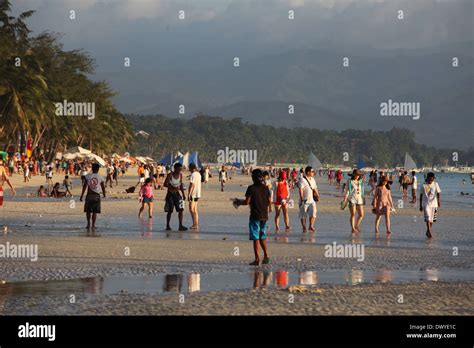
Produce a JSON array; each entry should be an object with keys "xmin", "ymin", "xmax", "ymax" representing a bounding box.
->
[
  {"xmin": 410, "ymin": 170, "xmax": 418, "ymax": 203},
  {"xmin": 419, "ymin": 172, "xmax": 441, "ymax": 239},
  {"xmin": 80, "ymin": 163, "xmax": 106, "ymax": 231},
  {"xmin": 299, "ymin": 166, "xmax": 320, "ymax": 232},
  {"xmin": 188, "ymin": 163, "xmax": 202, "ymax": 229}
]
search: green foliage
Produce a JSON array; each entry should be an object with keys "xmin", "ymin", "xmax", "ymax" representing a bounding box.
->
[
  {"xmin": 127, "ymin": 114, "xmax": 474, "ymax": 167},
  {"xmin": 0, "ymin": 1, "xmax": 133, "ymax": 157}
]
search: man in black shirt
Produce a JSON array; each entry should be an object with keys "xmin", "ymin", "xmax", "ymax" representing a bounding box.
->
[{"xmin": 234, "ymin": 169, "xmax": 271, "ymax": 266}]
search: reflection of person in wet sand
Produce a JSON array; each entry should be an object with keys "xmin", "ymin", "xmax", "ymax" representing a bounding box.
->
[
  {"xmin": 163, "ymin": 274, "xmax": 183, "ymax": 292},
  {"xmin": 253, "ymin": 271, "xmax": 272, "ymax": 289}
]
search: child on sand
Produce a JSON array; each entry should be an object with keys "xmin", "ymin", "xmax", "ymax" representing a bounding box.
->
[
  {"xmin": 372, "ymin": 175, "xmax": 394, "ymax": 239},
  {"xmin": 420, "ymin": 172, "xmax": 441, "ymax": 239},
  {"xmin": 233, "ymin": 169, "xmax": 271, "ymax": 266},
  {"xmin": 37, "ymin": 185, "xmax": 47, "ymax": 197},
  {"xmin": 138, "ymin": 178, "xmax": 154, "ymax": 219}
]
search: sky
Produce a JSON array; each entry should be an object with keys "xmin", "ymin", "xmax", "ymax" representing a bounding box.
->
[{"xmin": 9, "ymin": 0, "xmax": 474, "ymax": 148}]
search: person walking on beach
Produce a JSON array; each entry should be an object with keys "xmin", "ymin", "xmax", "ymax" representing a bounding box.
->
[
  {"xmin": 63, "ymin": 175, "xmax": 73, "ymax": 197},
  {"xmin": 0, "ymin": 158, "xmax": 16, "ymax": 206},
  {"xmin": 45, "ymin": 164, "xmax": 54, "ymax": 191},
  {"xmin": 112, "ymin": 162, "xmax": 119, "ymax": 187},
  {"xmin": 233, "ymin": 169, "xmax": 271, "ymax": 266},
  {"xmin": 344, "ymin": 169, "xmax": 365, "ymax": 234},
  {"xmin": 299, "ymin": 166, "xmax": 320, "ymax": 232},
  {"xmin": 410, "ymin": 171, "xmax": 418, "ymax": 203},
  {"xmin": 219, "ymin": 165, "xmax": 227, "ymax": 192},
  {"xmin": 188, "ymin": 163, "xmax": 201, "ymax": 229},
  {"xmin": 164, "ymin": 163, "xmax": 187, "ymax": 231},
  {"xmin": 80, "ymin": 163, "xmax": 106, "ymax": 231},
  {"xmin": 105, "ymin": 162, "xmax": 114, "ymax": 188},
  {"xmin": 402, "ymin": 171, "xmax": 410, "ymax": 199},
  {"xmin": 420, "ymin": 172, "xmax": 441, "ymax": 239},
  {"xmin": 138, "ymin": 178, "xmax": 154, "ymax": 219},
  {"xmin": 273, "ymin": 170, "xmax": 291, "ymax": 231},
  {"xmin": 372, "ymin": 175, "xmax": 394, "ymax": 239}
]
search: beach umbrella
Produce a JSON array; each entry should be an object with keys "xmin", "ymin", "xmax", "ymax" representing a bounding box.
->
[
  {"xmin": 135, "ymin": 156, "xmax": 147, "ymax": 163},
  {"xmin": 64, "ymin": 146, "xmax": 91, "ymax": 155},
  {"xmin": 63, "ymin": 152, "xmax": 85, "ymax": 160},
  {"xmin": 86, "ymin": 153, "xmax": 106, "ymax": 167},
  {"xmin": 119, "ymin": 157, "xmax": 132, "ymax": 163}
]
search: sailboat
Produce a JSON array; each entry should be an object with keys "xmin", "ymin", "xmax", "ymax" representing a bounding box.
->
[
  {"xmin": 309, "ymin": 152, "xmax": 323, "ymax": 169},
  {"xmin": 404, "ymin": 153, "xmax": 417, "ymax": 171}
]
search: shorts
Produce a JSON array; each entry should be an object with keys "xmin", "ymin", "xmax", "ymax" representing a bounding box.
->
[
  {"xmin": 348, "ymin": 202, "xmax": 365, "ymax": 209},
  {"xmin": 0, "ymin": 187, "xmax": 3, "ymax": 206},
  {"xmin": 139, "ymin": 177, "xmax": 145, "ymax": 184},
  {"xmin": 423, "ymin": 206, "xmax": 438, "ymax": 223},
  {"xmin": 165, "ymin": 191, "xmax": 184, "ymax": 212},
  {"xmin": 143, "ymin": 196, "xmax": 153, "ymax": 203},
  {"xmin": 274, "ymin": 197, "xmax": 288, "ymax": 206},
  {"xmin": 299, "ymin": 201, "xmax": 317, "ymax": 219},
  {"xmin": 249, "ymin": 218, "xmax": 267, "ymax": 241},
  {"xmin": 159, "ymin": 174, "xmax": 165, "ymax": 178},
  {"xmin": 402, "ymin": 183, "xmax": 409, "ymax": 190},
  {"xmin": 153, "ymin": 174, "xmax": 158, "ymax": 179},
  {"xmin": 84, "ymin": 193, "xmax": 101, "ymax": 213},
  {"xmin": 189, "ymin": 197, "xmax": 199, "ymax": 202}
]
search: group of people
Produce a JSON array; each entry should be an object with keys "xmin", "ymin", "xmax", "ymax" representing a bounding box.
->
[
  {"xmin": 0, "ymin": 153, "xmax": 444, "ymax": 265},
  {"xmin": 79, "ymin": 162, "xmax": 202, "ymax": 232}
]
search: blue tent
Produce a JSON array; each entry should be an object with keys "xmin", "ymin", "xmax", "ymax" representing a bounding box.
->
[
  {"xmin": 189, "ymin": 151, "xmax": 202, "ymax": 169},
  {"xmin": 160, "ymin": 153, "xmax": 173, "ymax": 165}
]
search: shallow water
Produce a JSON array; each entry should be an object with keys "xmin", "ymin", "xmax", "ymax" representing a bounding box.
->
[
  {"xmin": 3, "ymin": 172, "xmax": 474, "ymax": 250},
  {"xmin": 0, "ymin": 268, "xmax": 469, "ymax": 299}
]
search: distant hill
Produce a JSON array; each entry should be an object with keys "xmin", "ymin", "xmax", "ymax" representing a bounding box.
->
[{"xmin": 100, "ymin": 42, "xmax": 473, "ymax": 148}]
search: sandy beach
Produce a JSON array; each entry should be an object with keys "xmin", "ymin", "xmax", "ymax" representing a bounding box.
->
[{"xmin": 1, "ymin": 169, "xmax": 473, "ymax": 315}]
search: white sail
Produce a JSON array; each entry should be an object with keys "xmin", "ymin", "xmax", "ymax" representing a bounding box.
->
[
  {"xmin": 404, "ymin": 153, "xmax": 417, "ymax": 170},
  {"xmin": 182, "ymin": 152, "xmax": 190, "ymax": 167},
  {"xmin": 309, "ymin": 152, "xmax": 323, "ymax": 169}
]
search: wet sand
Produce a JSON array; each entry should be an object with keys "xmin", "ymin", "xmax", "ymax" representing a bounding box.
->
[{"xmin": 0, "ymin": 169, "xmax": 473, "ymax": 315}]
